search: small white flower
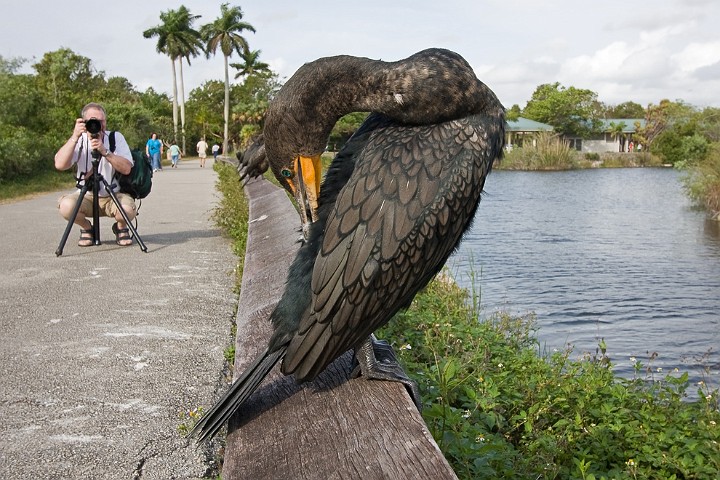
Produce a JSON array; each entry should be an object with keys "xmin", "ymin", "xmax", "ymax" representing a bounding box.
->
[
  {"xmin": 497, "ymin": 363, "xmax": 504, "ymax": 368},
  {"xmin": 630, "ymin": 357, "xmax": 636, "ymax": 363},
  {"xmin": 462, "ymin": 410, "xmax": 471, "ymax": 418}
]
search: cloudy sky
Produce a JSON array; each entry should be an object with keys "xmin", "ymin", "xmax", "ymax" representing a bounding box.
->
[{"xmin": 2, "ymin": 0, "xmax": 719, "ymax": 109}]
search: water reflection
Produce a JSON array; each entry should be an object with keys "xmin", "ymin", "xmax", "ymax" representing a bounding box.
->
[{"xmin": 451, "ymin": 168, "xmax": 720, "ymax": 394}]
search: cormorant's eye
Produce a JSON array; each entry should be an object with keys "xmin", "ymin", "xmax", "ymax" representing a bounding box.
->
[{"xmin": 281, "ymin": 168, "xmax": 293, "ymax": 178}]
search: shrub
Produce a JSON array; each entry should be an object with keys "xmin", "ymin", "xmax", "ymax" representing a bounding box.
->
[
  {"xmin": 682, "ymin": 143, "xmax": 720, "ymax": 219},
  {"xmin": 500, "ymin": 132, "xmax": 579, "ymax": 170},
  {"xmin": 379, "ymin": 276, "xmax": 720, "ymax": 479},
  {"xmin": 0, "ymin": 123, "xmax": 58, "ymax": 183},
  {"xmin": 211, "ymin": 161, "xmax": 249, "ymax": 291}
]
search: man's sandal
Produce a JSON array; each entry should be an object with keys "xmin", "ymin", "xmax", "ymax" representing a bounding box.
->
[
  {"xmin": 78, "ymin": 228, "xmax": 94, "ymax": 247},
  {"xmin": 112, "ymin": 222, "xmax": 132, "ymax": 247}
]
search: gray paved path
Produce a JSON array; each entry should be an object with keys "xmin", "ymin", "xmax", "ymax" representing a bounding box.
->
[{"xmin": 0, "ymin": 158, "xmax": 237, "ymax": 479}]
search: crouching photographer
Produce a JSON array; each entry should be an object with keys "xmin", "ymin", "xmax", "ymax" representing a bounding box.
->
[{"xmin": 55, "ymin": 103, "xmax": 136, "ymax": 247}]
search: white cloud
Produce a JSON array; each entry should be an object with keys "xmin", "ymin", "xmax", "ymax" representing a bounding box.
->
[
  {"xmin": 672, "ymin": 41, "xmax": 720, "ymax": 72},
  {"xmin": 2, "ymin": 0, "xmax": 720, "ymax": 108}
]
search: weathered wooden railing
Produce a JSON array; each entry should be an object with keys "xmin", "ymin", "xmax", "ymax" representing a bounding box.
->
[{"xmin": 220, "ymin": 173, "xmax": 457, "ymax": 479}]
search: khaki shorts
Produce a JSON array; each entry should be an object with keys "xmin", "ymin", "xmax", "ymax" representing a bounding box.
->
[{"xmin": 58, "ymin": 190, "xmax": 136, "ymax": 219}]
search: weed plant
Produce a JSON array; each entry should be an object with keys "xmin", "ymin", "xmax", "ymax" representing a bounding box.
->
[
  {"xmin": 682, "ymin": 143, "xmax": 720, "ymax": 220},
  {"xmin": 0, "ymin": 169, "xmax": 75, "ymax": 202},
  {"xmin": 379, "ymin": 277, "xmax": 720, "ymax": 480},
  {"xmin": 212, "ymin": 161, "xmax": 250, "ymax": 369},
  {"xmin": 214, "ymin": 157, "xmax": 719, "ymax": 479},
  {"xmin": 500, "ymin": 132, "xmax": 579, "ymax": 170},
  {"xmin": 212, "ymin": 161, "xmax": 250, "ymax": 292},
  {"xmin": 596, "ymin": 152, "xmax": 663, "ymax": 168}
]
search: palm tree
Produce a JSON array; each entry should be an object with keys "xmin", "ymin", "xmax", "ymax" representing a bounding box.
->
[
  {"xmin": 230, "ymin": 49, "xmax": 271, "ymax": 80},
  {"xmin": 143, "ymin": 6, "xmax": 203, "ymax": 152},
  {"xmin": 201, "ymin": 3, "xmax": 256, "ymax": 156},
  {"xmin": 608, "ymin": 121, "xmax": 628, "ymax": 152}
]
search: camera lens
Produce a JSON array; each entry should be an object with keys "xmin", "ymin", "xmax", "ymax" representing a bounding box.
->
[{"xmin": 85, "ymin": 118, "xmax": 102, "ymax": 135}]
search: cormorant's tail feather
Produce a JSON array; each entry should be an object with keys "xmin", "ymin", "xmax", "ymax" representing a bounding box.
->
[{"xmin": 190, "ymin": 347, "xmax": 285, "ymax": 442}]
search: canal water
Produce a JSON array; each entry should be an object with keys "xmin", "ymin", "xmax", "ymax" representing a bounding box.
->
[{"xmin": 450, "ymin": 168, "xmax": 720, "ymax": 390}]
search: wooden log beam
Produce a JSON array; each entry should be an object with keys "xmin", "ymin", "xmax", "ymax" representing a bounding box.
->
[{"xmin": 222, "ymin": 176, "xmax": 457, "ymax": 479}]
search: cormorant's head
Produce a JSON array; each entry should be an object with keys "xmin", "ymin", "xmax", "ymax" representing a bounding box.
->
[
  {"xmin": 263, "ymin": 95, "xmax": 326, "ymax": 239},
  {"xmin": 275, "ymin": 154, "xmax": 322, "ymax": 238}
]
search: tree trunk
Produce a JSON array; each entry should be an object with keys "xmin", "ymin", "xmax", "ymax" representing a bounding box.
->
[
  {"xmin": 179, "ymin": 58, "xmax": 187, "ymax": 155},
  {"xmin": 223, "ymin": 54, "xmax": 230, "ymax": 156},
  {"xmin": 171, "ymin": 58, "xmax": 179, "ymax": 145}
]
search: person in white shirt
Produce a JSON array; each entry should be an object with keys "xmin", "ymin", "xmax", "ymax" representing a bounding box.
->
[{"xmin": 54, "ymin": 102, "xmax": 136, "ymax": 247}]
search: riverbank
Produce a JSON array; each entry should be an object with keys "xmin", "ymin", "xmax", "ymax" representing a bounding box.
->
[
  {"xmin": 497, "ymin": 147, "xmax": 664, "ymax": 171},
  {"xmin": 211, "ymin": 163, "xmax": 720, "ymax": 480}
]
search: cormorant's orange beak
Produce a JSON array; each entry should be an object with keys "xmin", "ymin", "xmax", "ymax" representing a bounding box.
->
[{"xmin": 287, "ymin": 154, "xmax": 322, "ymax": 237}]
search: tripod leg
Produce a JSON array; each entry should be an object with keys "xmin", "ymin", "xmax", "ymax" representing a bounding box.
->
[
  {"xmin": 102, "ymin": 178, "xmax": 148, "ymax": 253},
  {"xmin": 55, "ymin": 184, "xmax": 91, "ymax": 257},
  {"xmin": 92, "ymin": 173, "xmax": 101, "ymax": 246}
]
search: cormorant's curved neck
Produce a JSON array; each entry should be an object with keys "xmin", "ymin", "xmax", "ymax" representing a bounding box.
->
[{"xmin": 264, "ymin": 48, "xmax": 503, "ymax": 160}]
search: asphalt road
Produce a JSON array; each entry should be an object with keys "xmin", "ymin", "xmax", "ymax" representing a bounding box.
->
[{"xmin": 0, "ymin": 158, "xmax": 238, "ymax": 479}]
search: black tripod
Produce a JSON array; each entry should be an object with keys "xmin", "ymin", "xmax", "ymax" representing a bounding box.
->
[{"xmin": 55, "ymin": 147, "xmax": 147, "ymax": 256}]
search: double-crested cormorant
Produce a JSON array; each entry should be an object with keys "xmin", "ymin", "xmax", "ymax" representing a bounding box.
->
[{"xmin": 192, "ymin": 48, "xmax": 505, "ymax": 441}]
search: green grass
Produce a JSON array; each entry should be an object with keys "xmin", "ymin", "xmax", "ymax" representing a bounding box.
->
[
  {"xmin": 213, "ymin": 157, "xmax": 720, "ymax": 479},
  {"xmin": 212, "ymin": 161, "xmax": 250, "ymax": 293},
  {"xmin": 0, "ymin": 169, "xmax": 76, "ymax": 202},
  {"xmin": 499, "ymin": 133, "xmax": 664, "ymax": 171},
  {"xmin": 379, "ymin": 277, "xmax": 720, "ymax": 480},
  {"xmin": 682, "ymin": 143, "xmax": 720, "ymax": 220},
  {"xmin": 211, "ymin": 161, "xmax": 249, "ymax": 373},
  {"xmin": 500, "ymin": 132, "xmax": 579, "ymax": 170}
]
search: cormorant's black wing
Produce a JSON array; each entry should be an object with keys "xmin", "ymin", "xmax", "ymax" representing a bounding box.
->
[{"xmin": 282, "ymin": 112, "xmax": 503, "ymax": 381}]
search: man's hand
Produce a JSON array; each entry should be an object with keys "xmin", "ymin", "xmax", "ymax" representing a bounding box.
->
[
  {"xmin": 89, "ymin": 135, "xmax": 108, "ymax": 156},
  {"xmin": 71, "ymin": 118, "xmax": 86, "ymax": 142}
]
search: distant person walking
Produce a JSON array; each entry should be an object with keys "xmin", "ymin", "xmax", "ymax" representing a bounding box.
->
[
  {"xmin": 169, "ymin": 143, "xmax": 181, "ymax": 168},
  {"xmin": 212, "ymin": 143, "xmax": 220, "ymax": 162},
  {"xmin": 145, "ymin": 133, "xmax": 163, "ymax": 172},
  {"xmin": 197, "ymin": 137, "xmax": 209, "ymax": 168}
]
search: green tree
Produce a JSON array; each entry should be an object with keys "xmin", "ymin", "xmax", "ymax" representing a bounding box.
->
[
  {"xmin": 186, "ymin": 79, "xmax": 226, "ymax": 145},
  {"xmin": 231, "ymin": 49, "xmax": 270, "ymax": 80},
  {"xmin": 232, "ymin": 72, "xmax": 281, "ymax": 148},
  {"xmin": 0, "ymin": 70, "xmax": 52, "ymax": 181},
  {"xmin": 682, "ymin": 142, "xmax": 720, "ymax": 219},
  {"xmin": 143, "ymin": 6, "xmax": 204, "ymax": 151},
  {"xmin": 695, "ymin": 107, "xmax": 720, "ymax": 143},
  {"xmin": 139, "ymin": 87, "xmax": 174, "ymax": 142},
  {"xmin": 523, "ymin": 82, "xmax": 603, "ymax": 137},
  {"xmin": 605, "ymin": 101, "xmax": 645, "ymax": 118},
  {"xmin": 506, "ymin": 104, "xmax": 522, "ymax": 122},
  {"xmin": 200, "ymin": 3, "xmax": 256, "ymax": 155},
  {"xmin": 33, "ymin": 48, "xmax": 105, "ymax": 134},
  {"xmin": 636, "ymin": 99, "xmax": 699, "ymax": 159},
  {"xmin": 327, "ymin": 112, "xmax": 368, "ymax": 151},
  {"xmin": 607, "ymin": 121, "xmax": 628, "ymax": 152},
  {"xmin": 0, "ymin": 55, "xmax": 26, "ymax": 74}
]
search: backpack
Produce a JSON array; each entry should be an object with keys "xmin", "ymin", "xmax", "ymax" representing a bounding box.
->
[{"xmin": 109, "ymin": 131, "xmax": 153, "ymax": 199}]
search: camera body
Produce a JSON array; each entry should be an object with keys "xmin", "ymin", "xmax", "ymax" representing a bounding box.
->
[{"xmin": 84, "ymin": 118, "xmax": 103, "ymax": 138}]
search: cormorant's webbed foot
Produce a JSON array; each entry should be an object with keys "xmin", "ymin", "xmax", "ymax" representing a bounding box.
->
[{"xmin": 351, "ymin": 334, "xmax": 422, "ymax": 410}]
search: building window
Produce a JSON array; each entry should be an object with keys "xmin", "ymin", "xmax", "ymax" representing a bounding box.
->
[{"xmin": 568, "ymin": 138, "xmax": 582, "ymax": 151}]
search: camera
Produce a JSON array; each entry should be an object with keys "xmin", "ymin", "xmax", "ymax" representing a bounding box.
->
[{"xmin": 84, "ymin": 118, "xmax": 103, "ymax": 138}]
